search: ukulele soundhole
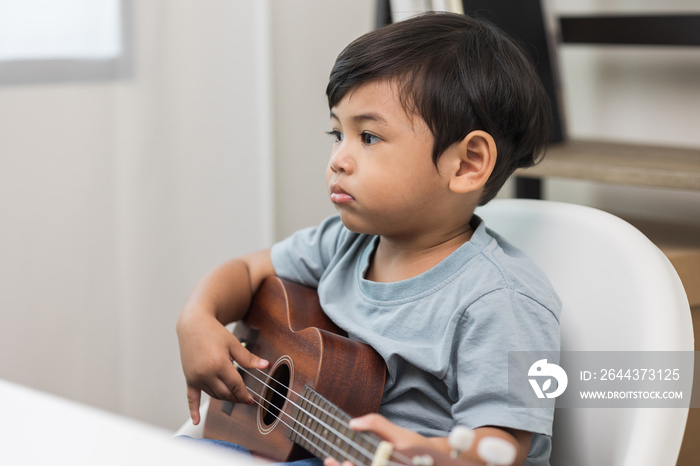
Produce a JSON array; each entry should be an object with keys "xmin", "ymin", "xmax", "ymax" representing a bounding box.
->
[{"xmin": 258, "ymin": 355, "xmax": 294, "ymax": 434}]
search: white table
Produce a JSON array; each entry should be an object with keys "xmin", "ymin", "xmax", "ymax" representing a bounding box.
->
[{"xmin": 0, "ymin": 378, "xmax": 260, "ymax": 465}]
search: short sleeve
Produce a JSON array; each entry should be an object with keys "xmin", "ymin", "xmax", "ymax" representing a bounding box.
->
[
  {"xmin": 451, "ymin": 287, "xmax": 560, "ymax": 436},
  {"xmin": 270, "ymin": 215, "xmax": 348, "ymax": 288}
]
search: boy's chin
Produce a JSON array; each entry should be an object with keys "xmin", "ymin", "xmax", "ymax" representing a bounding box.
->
[{"xmin": 335, "ymin": 211, "xmax": 377, "ymax": 236}]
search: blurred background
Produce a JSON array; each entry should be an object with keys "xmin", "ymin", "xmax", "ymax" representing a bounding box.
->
[{"xmin": 0, "ymin": 0, "xmax": 699, "ymax": 432}]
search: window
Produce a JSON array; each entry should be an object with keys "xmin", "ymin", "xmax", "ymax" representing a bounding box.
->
[{"xmin": 0, "ymin": 0, "xmax": 131, "ymax": 85}]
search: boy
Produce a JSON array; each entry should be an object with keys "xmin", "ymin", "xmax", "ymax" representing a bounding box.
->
[{"xmin": 177, "ymin": 12, "xmax": 560, "ymax": 466}]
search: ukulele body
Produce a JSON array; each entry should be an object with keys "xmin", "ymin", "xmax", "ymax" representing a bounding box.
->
[{"xmin": 203, "ymin": 276, "xmax": 387, "ymax": 462}]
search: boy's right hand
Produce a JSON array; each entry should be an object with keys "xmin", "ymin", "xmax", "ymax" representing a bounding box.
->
[{"xmin": 177, "ymin": 313, "xmax": 269, "ymax": 425}]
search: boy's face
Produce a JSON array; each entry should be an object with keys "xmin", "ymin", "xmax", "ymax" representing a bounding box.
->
[{"xmin": 326, "ymin": 80, "xmax": 455, "ymax": 238}]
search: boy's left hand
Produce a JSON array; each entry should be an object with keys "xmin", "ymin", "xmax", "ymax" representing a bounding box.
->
[
  {"xmin": 323, "ymin": 414, "xmax": 526, "ymax": 466},
  {"xmin": 323, "ymin": 413, "xmax": 435, "ymax": 466}
]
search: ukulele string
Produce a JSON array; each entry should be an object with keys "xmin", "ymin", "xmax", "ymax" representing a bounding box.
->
[
  {"xmin": 243, "ymin": 384, "xmax": 375, "ymax": 466},
  {"xmin": 245, "ymin": 366, "xmax": 372, "ymax": 442},
  {"xmin": 239, "ymin": 366, "xmax": 379, "ymax": 465},
  {"xmin": 245, "ymin": 388, "xmax": 411, "ymax": 466},
  {"xmin": 243, "ymin": 366, "xmax": 416, "ymax": 466},
  {"xmin": 241, "ymin": 366, "xmax": 369, "ymax": 443}
]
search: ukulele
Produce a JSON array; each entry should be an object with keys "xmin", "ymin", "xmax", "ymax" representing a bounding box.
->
[
  {"xmin": 203, "ymin": 277, "xmax": 482, "ymax": 466},
  {"xmin": 204, "ymin": 276, "xmax": 386, "ymax": 463}
]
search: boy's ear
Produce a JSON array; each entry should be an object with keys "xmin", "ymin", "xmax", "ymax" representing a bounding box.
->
[{"xmin": 445, "ymin": 130, "xmax": 497, "ymax": 194}]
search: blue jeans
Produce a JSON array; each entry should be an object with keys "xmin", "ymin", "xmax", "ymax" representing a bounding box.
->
[{"xmin": 177, "ymin": 436, "xmax": 324, "ymax": 466}]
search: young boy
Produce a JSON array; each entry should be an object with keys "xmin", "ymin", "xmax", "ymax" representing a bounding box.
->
[{"xmin": 177, "ymin": 12, "xmax": 560, "ymax": 466}]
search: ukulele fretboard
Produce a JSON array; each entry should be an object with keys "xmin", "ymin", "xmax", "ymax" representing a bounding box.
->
[{"xmin": 289, "ymin": 386, "xmax": 392, "ymax": 466}]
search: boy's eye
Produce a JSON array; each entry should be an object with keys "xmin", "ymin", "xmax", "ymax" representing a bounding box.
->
[
  {"xmin": 326, "ymin": 130, "xmax": 343, "ymax": 143},
  {"xmin": 361, "ymin": 132, "xmax": 381, "ymax": 145}
]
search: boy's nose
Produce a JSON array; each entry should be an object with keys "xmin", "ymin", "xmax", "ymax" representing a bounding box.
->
[{"xmin": 329, "ymin": 146, "xmax": 354, "ymax": 174}]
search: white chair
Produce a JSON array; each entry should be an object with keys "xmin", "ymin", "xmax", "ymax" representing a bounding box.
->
[{"xmin": 476, "ymin": 199, "xmax": 694, "ymax": 466}]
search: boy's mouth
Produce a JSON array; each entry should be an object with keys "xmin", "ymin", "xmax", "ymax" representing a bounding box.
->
[{"xmin": 329, "ymin": 184, "xmax": 354, "ymax": 204}]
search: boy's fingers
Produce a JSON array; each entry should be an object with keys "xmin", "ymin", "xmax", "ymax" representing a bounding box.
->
[
  {"xmin": 213, "ymin": 359, "xmax": 255, "ymax": 405},
  {"xmin": 349, "ymin": 413, "xmax": 393, "ymax": 434},
  {"xmin": 229, "ymin": 338, "xmax": 269, "ymax": 370},
  {"xmin": 220, "ymin": 374, "xmax": 256, "ymax": 405},
  {"xmin": 186, "ymin": 384, "xmax": 202, "ymax": 425},
  {"xmin": 350, "ymin": 414, "xmax": 419, "ymax": 448}
]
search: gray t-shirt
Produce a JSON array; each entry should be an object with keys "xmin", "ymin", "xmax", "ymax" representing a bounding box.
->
[{"xmin": 271, "ymin": 215, "xmax": 561, "ymax": 465}]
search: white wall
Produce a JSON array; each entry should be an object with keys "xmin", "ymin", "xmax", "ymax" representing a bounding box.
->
[
  {"xmin": 270, "ymin": 0, "xmax": 375, "ymax": 239},
  {"xmin": 0, "ymin": 84, "xmax": 124, "ymax": 409},
  {"xmin": 0, "ymin": 1, "xmax": 272, "ymax": 429}
]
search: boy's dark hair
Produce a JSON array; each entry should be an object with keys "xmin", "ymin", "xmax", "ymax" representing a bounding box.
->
[{"xmin": 326, "ymin": 12, "xmax": 551, "ymax": 205}]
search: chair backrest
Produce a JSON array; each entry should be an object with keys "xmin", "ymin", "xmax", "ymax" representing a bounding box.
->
[{"xmin": 476, "ymin": 199, "xmax": 693, "ymax": 466}]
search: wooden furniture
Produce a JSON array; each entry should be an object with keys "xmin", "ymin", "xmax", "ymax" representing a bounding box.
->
[
  {"xmin": 517, "ymin": 139, "xmax": 700, "ymax": 191},
  {"xmin": 511, "ymin": 11, "xmax": 700, "ymax": 197}
]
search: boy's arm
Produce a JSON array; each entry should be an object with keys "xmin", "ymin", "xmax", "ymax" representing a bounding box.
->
[
  {"xmin": 176, "ymin": 249, "xmax": 275, "ymax": 425},
  {"xmin": 342, "ymin": 414, "xmax": 530, "ymax": 466}
]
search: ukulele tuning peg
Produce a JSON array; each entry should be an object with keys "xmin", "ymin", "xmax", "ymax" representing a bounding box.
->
[
  {"xmin": 448, "ymin": 425, "xmax": 475, "ymax": 458},
  {"xmin": 476, "ymin": 437, "xmax": 517, "ymax": 466}
]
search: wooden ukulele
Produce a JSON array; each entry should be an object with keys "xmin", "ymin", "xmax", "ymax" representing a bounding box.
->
[{"xmin": 203, "ymin": 277, "xmax": 481, "ymax": 466}]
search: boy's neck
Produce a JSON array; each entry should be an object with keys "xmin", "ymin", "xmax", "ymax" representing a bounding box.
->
[{"xmin": 365, "ymin": 220, "xmax": 474, "ymax": 283}]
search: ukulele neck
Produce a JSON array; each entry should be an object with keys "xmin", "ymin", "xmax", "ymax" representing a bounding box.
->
[{"xmin": 288, "ymin": 386, "xmax": 393, "ymax": 466}]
